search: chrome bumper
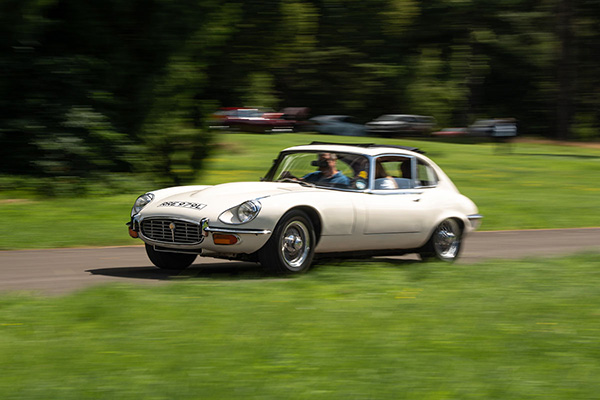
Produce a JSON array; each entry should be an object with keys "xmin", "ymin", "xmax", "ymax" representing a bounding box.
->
[
  {"xmin": 467, "ymin": 214, "xmax": 484, "ymax": 230},
  {"xmin": 129, "ymin": 215, "xmax": 272, "ymax": 241}
]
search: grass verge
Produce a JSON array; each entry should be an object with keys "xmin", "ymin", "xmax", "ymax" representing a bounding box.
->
[
  {"xmin": 0, "ymin": 253, "xmax": 598, "ymax": 399},
  {"xmin": 1, "ymin": 133, "xmax": 600, "ymax": 249}
]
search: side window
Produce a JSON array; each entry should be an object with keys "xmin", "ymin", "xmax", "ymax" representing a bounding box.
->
[
  {"xmin": 372, "ymin": 156, "xmax": 414, "ymax": 190},
  {"xmin": 416, "ymin": 160, "xmax": 438, "ymax": 187}
]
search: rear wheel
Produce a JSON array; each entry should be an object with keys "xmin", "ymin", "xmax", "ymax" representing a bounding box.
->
[
  {"xmin": 145, "ymin": 244, "xmax": 197, "ymax": 270},
  {"xmin": 258, "ymin": 210, "xmax": 316, "ymax": 274},
  {"xmin": 419, "ymin": 219, "xmax": 463, "ymax": 262}
]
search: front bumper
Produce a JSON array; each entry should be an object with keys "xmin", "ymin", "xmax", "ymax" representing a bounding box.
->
[{"xmin": 128, "ymin": 215, "xmax": 272, "ymax": 253}]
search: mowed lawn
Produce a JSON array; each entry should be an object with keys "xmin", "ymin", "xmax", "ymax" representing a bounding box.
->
[
  {"xmin": 1, "ymin": 133, "xmax": 600, "ymax": 249},
  {"xmin": 0, "ymin": 253, "xmax": 599, "ymax": 399}
]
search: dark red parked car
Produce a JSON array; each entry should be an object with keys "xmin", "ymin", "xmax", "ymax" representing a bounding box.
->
[{"xmin": 209, "ymin": 107, "xmax": 310, "ymax": 133}]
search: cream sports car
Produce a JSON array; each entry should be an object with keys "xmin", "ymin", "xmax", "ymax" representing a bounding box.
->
[{"xmin": 127, "ymin": 142, "xmax": 482, "ymax": 274}]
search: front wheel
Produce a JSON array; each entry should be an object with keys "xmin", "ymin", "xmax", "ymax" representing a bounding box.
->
[
  {"xmin": 419, "ymin": 219, "xmax": 463, "ymax": 262},
  {"xmin": 145, "ymin": 244, "xmax": 197, "ymax": 270},
  {"xmin": 258, "ymin": 210, "xmax": 316, "ymax": 274}
]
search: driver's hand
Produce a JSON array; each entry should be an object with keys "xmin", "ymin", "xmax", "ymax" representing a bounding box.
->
[{"xmin": 280, "ymin": 171, "xmax": 296, "ymax": 180}]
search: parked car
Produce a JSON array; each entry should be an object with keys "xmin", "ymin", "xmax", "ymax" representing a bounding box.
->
[
  {"xmin": 468, "ymin": 118, "xmax": 517, "ymax": 139},
  {"xmin": 127, "ymin": 142, "xmax": 482, "ymax": 274},
  {"xmin": 209, "ymin": 107, "xmax": 302, "ymax": 133},
  {"xmin": 431, "ymin": 128, "xmax": 469, "ymax": 138},
  {"xmin": 223, "ymin": 108, "xmax": 296, "ymax": 133},
  {"xmin": 366, "ymin": 114, "xmax": 436, "ymax": 137},
  {"xmin": 309, "ymin": 115, "xmax": 366, "ymax": 136},
  {"xmin": 281, "ymin": 107, "xmax": 311, "ymax": 132},
  {"xmin": 207, "ymin": 107, "xmax": 251, "ymax": 129}
]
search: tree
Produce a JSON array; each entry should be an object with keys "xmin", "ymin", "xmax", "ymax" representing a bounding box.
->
[
  {"xmin": 556, "ymin": 0, "xmax": 575, "ymax": 139},
  {"xmin": 0, "ymin": 0, "xmax": 239, "ymax": 192}
]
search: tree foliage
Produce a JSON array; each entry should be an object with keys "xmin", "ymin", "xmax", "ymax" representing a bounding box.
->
[{"xmin": 1, "ymin": 0, "xmax": 599, "ymax": 194}]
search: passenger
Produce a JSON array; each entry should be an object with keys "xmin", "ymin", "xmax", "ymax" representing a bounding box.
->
[
  {"xmin": 303, "ymin": 153, "xmax": 350, "ymax": 186},
  {"xmin": 400, "ymin": 160, "xmax": 412, "ymax": 179},
  {"xmin": 398, "ymin": 159, "xmax": 417, "ymax": 188},
  {"xmin": 374, "ymin": 161, "xmax": 398, "ymax": 190}
]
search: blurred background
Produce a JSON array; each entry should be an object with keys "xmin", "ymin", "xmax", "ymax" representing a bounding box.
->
[{"xmin": 1, "ymin": 0, "xmax": 598, "ymax": 193}]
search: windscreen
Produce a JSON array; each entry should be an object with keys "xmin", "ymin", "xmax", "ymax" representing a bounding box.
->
[{"xmin": 268, "ymin": 151, "xmax": 370, "ymax": 191}]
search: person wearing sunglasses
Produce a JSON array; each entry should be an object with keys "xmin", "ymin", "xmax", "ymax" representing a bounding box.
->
[{"xmin": 302, "ymin": 153, "xmax": 350, "ymax": 187}]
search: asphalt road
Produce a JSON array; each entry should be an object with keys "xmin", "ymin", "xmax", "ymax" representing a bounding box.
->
[{"xmin": 1, "ymin": 228, "xmax": 598, "ymax": 296}]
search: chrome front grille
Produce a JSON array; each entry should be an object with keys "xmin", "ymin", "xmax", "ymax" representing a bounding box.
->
[{"xmin": 141, "ymin": 219, "xmax": 203, "ymax": 244}]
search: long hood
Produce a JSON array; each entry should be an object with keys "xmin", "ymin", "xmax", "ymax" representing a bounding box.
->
[{"xmin": 140, "ymin": 182, "xmax": 315, "ymax": 218}]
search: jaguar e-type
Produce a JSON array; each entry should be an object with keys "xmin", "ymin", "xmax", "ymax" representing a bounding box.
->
[{"xmin": 127, "ymin": 142, "xmax": 482, "ymax": 274}]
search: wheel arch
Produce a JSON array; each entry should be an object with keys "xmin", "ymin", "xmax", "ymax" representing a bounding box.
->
[
  {"xmin": 422, "ymin": 214, "xmax": 466, "ymax": 246},
  {"xmin": 452, "ymin": 216, "xmax": 466, "ymax": 232},
  {"xmin": 283, "ymin": 206, "xmax": 323, "ymax": 244},
  {"xmin": 436, "ymin": 213, "xmax": 466, "ymax": 232}
]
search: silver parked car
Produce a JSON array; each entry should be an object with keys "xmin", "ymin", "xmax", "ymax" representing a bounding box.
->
[
  {"xmin": 468, "ymin": 118, "xmax": 517, "ymax": 138},
  {"xmin": 366, "ymin": 114, "xmax": 436, "ymax": 137},
  {"xmin": 309, "ymin": 115, "xmax": 366, "ymax": 136}
]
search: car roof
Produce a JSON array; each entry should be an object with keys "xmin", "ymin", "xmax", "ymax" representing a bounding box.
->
[
  {"xmin": 311, "ymin": 115, "xmax": 349, "ymax": 121},
  {"xmin": 282, "ymin": 141, "xmax": 425, "ymax": 157},
  {"xmin": 376, "ymin": 114, "xmax": 431, "ymax": 118}
]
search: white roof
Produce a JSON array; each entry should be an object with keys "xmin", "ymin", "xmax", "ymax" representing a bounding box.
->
[{"xmin": 282, "ymin": 143, "xmax": 423, "ymax": 157}]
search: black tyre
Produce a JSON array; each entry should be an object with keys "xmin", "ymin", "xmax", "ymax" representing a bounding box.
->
[
  {"xmin": 145, "ymin": 244, "xmax": 197, "ymax": 270},
  {"xmin": 419, "ymin": 219, "xmax": 463, "ymax": 262},
  {"xmin": 258, "ymin": 210, "xmax": 316, "ymax": 274}
]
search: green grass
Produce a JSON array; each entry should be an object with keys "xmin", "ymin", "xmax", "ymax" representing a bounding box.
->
[
  {"xmin": 0, "ymin": 253, "xmax": 599, "ymax": 399},
  {"xmin": 0, "ymin": 195, "xmax": 139, "ymax": 250},
  {"xmin": 1, "ymin": 133, "xmax": 600, "ymax": 249}
]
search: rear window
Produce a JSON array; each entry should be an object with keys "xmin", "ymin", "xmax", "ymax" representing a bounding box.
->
[{"xmin": 416, "ymin": 160, "xmax": 438, "ymax": 187}]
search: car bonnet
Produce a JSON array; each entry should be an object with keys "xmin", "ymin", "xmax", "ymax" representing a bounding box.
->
[{"xmin": 140, "ymin": 181, "xmax": 315, "ymax": 216}]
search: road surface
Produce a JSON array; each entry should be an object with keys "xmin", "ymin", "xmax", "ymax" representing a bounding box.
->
[{"xmin": 0, "ymin": 228, "xmax": 598, "ymax": 295}]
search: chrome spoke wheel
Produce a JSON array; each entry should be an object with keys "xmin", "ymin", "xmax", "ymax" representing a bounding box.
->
[
  {"xmin": 279, "ymin": 220, "xmax": 311, "ymax": 270},
  {"xmin": 433, "ymin": 219, "xmax": 461, "ymax": 260},
  {"xmin": 258, "ymin": 210, "xmax": 316, "ymax": 274}
]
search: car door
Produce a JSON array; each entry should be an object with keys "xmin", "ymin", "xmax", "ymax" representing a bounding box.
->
[
  {"xmin": 364, "ymin": 189, "xmax": 427, "ymax": 234},
  {"xmin": 360, "ymin": 156, "xmax": 439, "ymax": 249}
]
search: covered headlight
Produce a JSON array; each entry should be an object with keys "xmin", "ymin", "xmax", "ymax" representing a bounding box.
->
[
  {"xmin": 219, "ymin": 200, "xmax": 261, "ymax": 224},
  {"xmin": 131, "ymin": 193, "xmax": 154, "ymax": 217}
]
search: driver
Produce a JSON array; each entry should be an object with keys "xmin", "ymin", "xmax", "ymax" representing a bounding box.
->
[{"xmin": 302, "ymin": 153, "xmax": 350, "ymax": 186}]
